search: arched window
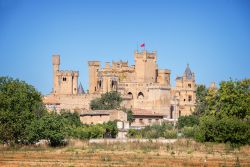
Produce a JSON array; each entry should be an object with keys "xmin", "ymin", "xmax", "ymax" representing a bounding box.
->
[
  {"xmin": 128, "ymin": 92, "xmax": 133, "ymax": 99},
  {"xmin": 137, "ymin": 92, "xmax": 144, "ymax": 99}
]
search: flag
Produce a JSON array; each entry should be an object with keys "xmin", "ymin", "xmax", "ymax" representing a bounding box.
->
[{"xmin": 140, "ymin": 43, "xmax": 145, "ymax": 47}]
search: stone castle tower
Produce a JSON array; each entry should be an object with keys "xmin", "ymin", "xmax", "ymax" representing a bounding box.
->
[
  {"xmin": 171, "ymin": 64, "xmax": 196, "ymax": 117},
  {"xmin": 52, "ymin": 55, "xmax": 79, "ymax": 95}
]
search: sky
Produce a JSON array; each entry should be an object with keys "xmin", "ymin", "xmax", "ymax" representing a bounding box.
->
[{"xmin": 0, "ymin": 0, "xmax": 249, "ymax": 95}]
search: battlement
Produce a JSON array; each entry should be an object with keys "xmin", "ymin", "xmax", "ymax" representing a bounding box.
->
[
  {"xmin": 158, "ymin": 69, "xmax": 171, "ymax": 74},
  {"xmin": 134, "ymin": 50, "xmax": 157, "ymax": 60},
  {"xmin": 52, "ymin": 54, "xmax": 60, "ymax": 65},
  {"xmin": 112, "ymin": 61, "xmax": 128, "ymax": 68},
  {"xmin": 58, "ymin": 70, "xmax": 79, "ymax": 76},
  {"xmin": 88, "ymin": 61, "xmax": 100, "ymax": 66}
]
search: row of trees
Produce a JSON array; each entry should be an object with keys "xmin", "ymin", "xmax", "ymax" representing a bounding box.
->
[
  {"xmin": 178, "ymin": 79, "xmax": 250, "ymax": 146},
  {"xmin": 0, "ymin": 77, "xmax": 117, "ymax": 146}
]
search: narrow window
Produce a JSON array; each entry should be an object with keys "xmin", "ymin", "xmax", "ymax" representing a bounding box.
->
[{"xmin": 188, "ymin": 95, "xmax": 192, "ymax": 102}]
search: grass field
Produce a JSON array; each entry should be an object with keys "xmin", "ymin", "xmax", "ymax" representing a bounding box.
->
[{"xmin": 0, "ymin": 139, "xmax": 249, "ymax": 167}]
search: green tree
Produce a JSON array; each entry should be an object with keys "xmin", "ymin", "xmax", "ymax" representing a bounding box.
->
[
  {"xmin": 194, "ymin": 115, "xmax": 250, "ymax": 146},
  {"xmin": 122, "ymin": 108, "xmax": 134, "ymax": 124},
  {"xmin": 215, "ymin": 79, "xmax": 250, "ymax": 119},
  {"xmin": 90, "ymin": 91, "xmax": 122, "ymax": 110},
  {"xmin": 193, "ymin": 85, "xmax": 208, "ymax": 116},
  {"xmin": 26, "ymin": 112, "xmax": 67, "ymax": 146},
  {"xmin": 60, "ymin": 109, "xmax": 81, "ymax": 127},
  {"xmin": 105, "ymin": 121, "xmax": 118, "ymax": 138},
  {"xmin": 0, "ymin": 77, "xmax": 45, "ymax": 144},
  {"xmin": 194, "ymin": 79, "xmax": 250, "ymax": 146},
  {"xmin": 177, "ymin": 115, "xmax": 199, "ymax": 129}
]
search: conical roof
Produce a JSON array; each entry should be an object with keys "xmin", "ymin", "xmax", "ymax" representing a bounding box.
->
[
  {"xmin": 184, "ymin": 64, "xmax": 193, "ymax": 80},
  {"xmin": 78, "ymin": 82, "xmax": 85, "ymax": 94}
]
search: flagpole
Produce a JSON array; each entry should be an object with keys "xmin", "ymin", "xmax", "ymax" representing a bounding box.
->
[{"xmin": 144, "ymin": 41, "xmax": 145, "ymax": 51}]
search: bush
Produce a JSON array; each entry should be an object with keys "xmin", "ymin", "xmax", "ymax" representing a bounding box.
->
[
  {"xmin": 163, "ymin": 130, "xmax": 177, "ymax": 139},
  {"xmin": 88, "ymin": 125, "xmax": 105, "ymax": 138},
  {"xmin": 26, "ymin": 112, "xmax": 67, "ymax": 147},
  {"xmin": 177, "ymin": 115, "xmax": 199, "ymax": 129},
  {"xmin": 72, "ymin": 127, "xmax": 90, "ymax": 139},
  {"xmin": 181, "ymin": 126, "xmax": 195, "ymax": 138},
  {"xmin": 90, "ymin": 91, "xmax": 122, "ymax": 110},
  {"xmin": 194, "ymin": 115, "xmax": 250, "ymax": 146},
  {"xmin": 127, "ymin": 123, "xmax": 175, "ymax": 139}
]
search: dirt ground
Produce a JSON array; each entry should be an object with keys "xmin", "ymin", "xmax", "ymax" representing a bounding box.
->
[{"xmin": 0, "ymin": 139, "xmax": 249, "ymax": 167}]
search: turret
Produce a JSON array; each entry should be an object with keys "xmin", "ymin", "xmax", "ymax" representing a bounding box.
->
[
  {"xmin": 52, "ymin": 54, "xmax": 60, "ymax": 94},
  {"xmin": 88, "ymin": 61, "xmax": 100, "ymax": 93},
  {"xmin": 134, "ymin": 50, "xmax": 157, "ymax": 83}
]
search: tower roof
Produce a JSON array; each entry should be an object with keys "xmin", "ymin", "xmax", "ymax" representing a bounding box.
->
[
  {"xmin": 78, "ymin": 82, "xmax": 85, "ymax": 94},
  {"xmin": 183, "ymin": 64, "xmax": 193, "ymax": 80}
]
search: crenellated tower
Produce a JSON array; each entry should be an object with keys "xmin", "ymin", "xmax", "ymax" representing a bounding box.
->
[
  {"xmin": 134, "ymin": 50, "xmax": 157, "ymax": 83},
  {"xmin": 88, "ymin": 61, "xmax": 100, "ymax": 93},
  {"xmin": 52, "ymin": 55, "xmax": 60, "ymax": 94},
  {"xmin": 52, "ymin": 54, "xmax": 79, "ymax": 95}
]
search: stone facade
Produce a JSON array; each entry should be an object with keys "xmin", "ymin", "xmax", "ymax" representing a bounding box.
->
[{"xmin": 43, "ymin": 50, "xmax": 196, "ymax": 124}]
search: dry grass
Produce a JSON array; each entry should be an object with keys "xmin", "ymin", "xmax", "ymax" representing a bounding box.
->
[{"xmin": 0, "ymin": 139, "xmax": 249, "ymax": 167}]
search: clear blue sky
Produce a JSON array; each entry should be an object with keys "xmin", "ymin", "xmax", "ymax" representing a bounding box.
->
[{"xmin": 0, "ymin": 0, "xmax": 249, "ymax": 95}]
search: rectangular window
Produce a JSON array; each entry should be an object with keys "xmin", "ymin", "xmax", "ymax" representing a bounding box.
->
[{"xmin": 188, "ymin": 95, "xmax": 192, "ymax": 102}]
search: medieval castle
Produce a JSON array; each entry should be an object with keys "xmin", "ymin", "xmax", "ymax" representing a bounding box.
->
[{"xmin": 43, "ymin": 50, "xmax": 196, "ymax": 126}]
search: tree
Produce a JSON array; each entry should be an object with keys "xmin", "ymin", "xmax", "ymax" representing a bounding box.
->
[
  {"xmin": 90, "ymin": 91, "xmax": 122, "ymax": 110},
  {"xmin": 0, "ymin": 77, "xmax": 45, "ymax": 144},
  {"xmin": 60, "ymin": 109, "xmax": 81, "ymax": 127},
  {"xmin": 177, "ymin": 115, "xmax": 199, "ymax": 129},
  {"xmin": 26, "ymin": 112, "xmax": 67, "ymax": 146},
  {"xmin": 122, "ymin": 108, "xmax": 134, "ymax": 124},
  {"xmin": 215, "ymin": 79, "xmax": 250, "ymax": 119},
  {"xmin": 103, "ymin": 121, "xmax": 118, "ymax": 138},
  {"xmin": 194, "ymin": 115, "xmax": 250, "ymax": 146},
  {"xmin": 193, "ymin": 85, "xmax": 208, "ymax": 116},
  {"xmin": 194, "ymin": 79, "xmax": 250, "ymax": 146}
]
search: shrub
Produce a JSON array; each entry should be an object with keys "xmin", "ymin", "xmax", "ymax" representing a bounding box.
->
[
  {"xmin": 194, "ymin": 115, "xmax": 250, "ymax": 146},
  {"xmin": 72, "ymin": 126, "xmax": 90, "ymax": 139},
  {"xmin": 26, "ymin": 112, "xmax": 67, "ymax": 147},
  {"xmin": 88, "ymin": 125, "xmax": 105, "ymax": 138},
  {"xmin": 181, "ymin": 126, "xmax": 195, "ymax": 138},
  {"xmin": 177, "ymin": 115, "xmax": 199, "ymax": 129},
  {"xmin": 163, "ymin": 130, "xmax": 177, "ymax": 139},
  {"xmin": 90, "ymin": 91, "xmax": 122, "ymax": 110}
]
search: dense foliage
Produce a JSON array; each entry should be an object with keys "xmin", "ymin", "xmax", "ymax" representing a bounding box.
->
[
  {"xmin": 193, "ymin": 79, "xmax": 250, "ymax": 146},
  {"xmin": 122, "ymin": 108, "xmax": 134, "ymax": 124},
  {"xmin": 193, "ymin": 85, "xmax": 208, "ymax": 116},
  {"xmin": 72, "ymin": 121, "xmax": 118, "ymax": 139},
  {"xmin": 0, "ymin": 77, "xmax": 46, "ymax": 144},
  {"xmin": 127, "ymin": 123, "xmax": 176, "ymax": 139},
  {"xmin": 0, "ymin": 76, "xmax": 118, "ymax": 146},
  {"xmin": 90, "ymin": 91, "xmax": 122, "ymax": 110},
  {"xmin": 177, "ymin": 115, "xmax": 199, "ymax": 129}
]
